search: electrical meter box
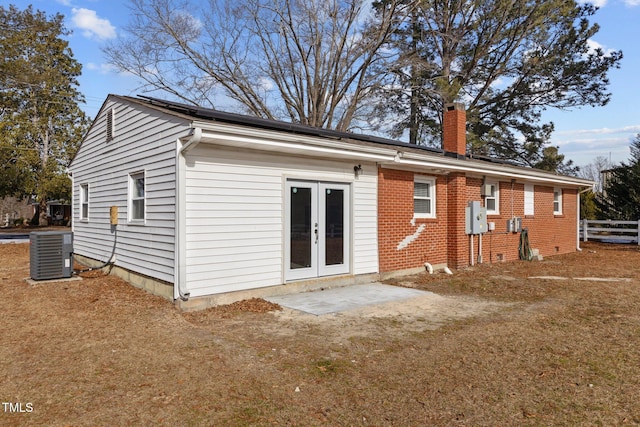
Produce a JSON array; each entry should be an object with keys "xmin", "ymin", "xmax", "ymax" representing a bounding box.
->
[
  {"xmin": 506, "ymin": 217, "xmax": 523, "ymax": 233},
  {"xmin": 465, "ymin": 201, "xmax": 487, "ymax": 235}
]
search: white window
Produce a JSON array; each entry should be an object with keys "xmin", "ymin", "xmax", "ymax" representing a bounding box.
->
[
  {"xmin": 80, "ymin": 184, "xmax": 89, "ymax": 220},
  {"xmin": 414, "ymin": 177, "xmax": 436, "ymax": 218},
  {"xmin": 524, "ymin": 184, "xmax": 534, "ymax": 216},
  {"xmin": 129, "ymin": 172, "xmax": 145, "ymax": 222},
  {"xmin": 484, "ymin": 180, "xmax": 499, "ymax": 215},
  {"xmin": 553, "ymin": 188, "xmax": 562, "ymax": 215}
]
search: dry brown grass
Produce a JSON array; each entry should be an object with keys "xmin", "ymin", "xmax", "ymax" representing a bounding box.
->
[{"xmin": 1, "ymin": 241, "xmax": 640, "ymax": 425}]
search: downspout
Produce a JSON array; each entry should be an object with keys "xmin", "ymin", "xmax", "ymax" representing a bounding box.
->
[
  {"xmin": 175, "ymin": 127, "xmax": 202, "ymax": 301},
  {"xmin": 67, "ymin": 168, "xmax": 74, "ymax": 234},
  {"xmin": 576, "ymin": 185, "xmax": 594, "ymax": 252}
]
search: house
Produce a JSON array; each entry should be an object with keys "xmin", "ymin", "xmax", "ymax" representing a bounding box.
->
[
  {"xmin": 69, "ymin": 95, "xmax": 593, "ymax": 310},
  {"xmin": 45, "ymin": 200, "xmax": 71, "ymax": 225},
  {"xmin": 1, "ymin": 196, "xmax": 34, "ymax": 227},
  {"xmin": 377, "ymin": 103, "xmax": 592, "ymax": 273}
]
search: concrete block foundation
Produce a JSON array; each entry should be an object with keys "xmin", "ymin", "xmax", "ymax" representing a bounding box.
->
[{"xmin": 73, "ymin": 253, "xmax": 174, "ymax": 300}]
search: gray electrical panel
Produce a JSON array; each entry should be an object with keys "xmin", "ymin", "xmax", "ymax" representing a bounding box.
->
[
  {"xmin": 465, "ymin": 201, "xmax": 487, "ymax": 235},
  {"xmin": 30, "ymin": 231, "xmax": 73, "ymax": 280}
]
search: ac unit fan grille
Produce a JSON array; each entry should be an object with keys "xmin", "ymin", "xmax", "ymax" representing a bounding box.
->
[{"xmin": 30, "ymin": 231, "xmax": 73, "ymax": 280}]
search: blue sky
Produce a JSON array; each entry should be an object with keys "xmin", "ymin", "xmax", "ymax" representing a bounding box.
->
[{"xmin": 8, "ymin": 0, "xmax": 640, "ymax": 167}]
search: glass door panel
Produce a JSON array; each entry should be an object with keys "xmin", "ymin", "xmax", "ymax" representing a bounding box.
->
[
  {"xmin": 290, "ymin": 186, "xmax": 313, "ymax": 270},
  {"xmin": 324, "ymin": 188, "xmax": 344, "ymax": 266},
  {"xmin": 286, "ymin": 181, "xmax": 318, "ymax": 280},
  {"xmin": 318, "ymin": 183, "xmax": 349, "ymax": 276}
]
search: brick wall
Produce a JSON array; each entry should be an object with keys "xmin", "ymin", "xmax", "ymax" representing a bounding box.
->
[
  {"xmin": 524, "ymin": 186, "xmax": 577, "ymax": 257},
  {"xmin": 480, "ymin": 180, "xmax": 524, "ymax": 263},
  {"xmin": 378, "ymin": 166, "xmax": 579, "ymax": 272},
  {"xmin": 378, "ymin": 167, "xmax": 449, "ymax": 272},
  {"xmin": 473, "ymin": 182, "xmax": 577, "ymax": 262}
]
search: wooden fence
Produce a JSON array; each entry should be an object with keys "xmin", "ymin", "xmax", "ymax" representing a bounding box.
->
[{"xmin": 580, "ymin": 219, "xmax": 640, "ymax": 244}]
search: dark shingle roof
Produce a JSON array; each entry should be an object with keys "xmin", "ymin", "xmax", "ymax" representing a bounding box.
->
[{"xmin": 135, "ymin": 95, "xmax": 446, "ymax": 156}]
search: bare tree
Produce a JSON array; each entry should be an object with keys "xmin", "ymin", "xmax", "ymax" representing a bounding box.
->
[
  {"xmin": 104, "ymin": 0, "xmax": 400, "ymax": 131},
  {"xmin": 579, "ymin": 155, "xmax": 614, "ymax": 192}
]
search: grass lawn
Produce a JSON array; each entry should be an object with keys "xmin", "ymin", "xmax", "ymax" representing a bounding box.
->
[{"xmin": 1, "ymin": 241, "xmax": 640, "ymax": 425}]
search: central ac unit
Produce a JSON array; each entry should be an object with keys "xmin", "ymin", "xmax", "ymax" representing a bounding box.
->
[{"xmin": 30, "ymin": 231, "xmax": 73, "ymax": 280}]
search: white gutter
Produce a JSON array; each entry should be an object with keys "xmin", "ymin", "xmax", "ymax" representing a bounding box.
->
[
  {"xmin": 385, "ymin": 154, "xmax": 593, "ymax": 187},
  {"xmin": 180, "ymin": 127, "xmax": 202, "ymax": 154},
  {"xmin": 67, "ymin": 168, "xmax": 74, "ymax": 234},
  {"xmin": 201, "ymin": 130, "xmax": 395, "ymax": 161},
  {"xmin": 192, "ymin": 121, "xmax": 399, "ymax": 162}
]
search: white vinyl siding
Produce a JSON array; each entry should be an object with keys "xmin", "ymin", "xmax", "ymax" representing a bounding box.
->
[
  {"xmin": 183, "ymin": 145, "xmax": 378, "ymax": 297},
  {"xmin": 524, "ymin": 184, "xmax": 534, "ymax": 216},
  {"xmin": 69, "ymin": 97, "xmax": 180, "ymax": 284}
]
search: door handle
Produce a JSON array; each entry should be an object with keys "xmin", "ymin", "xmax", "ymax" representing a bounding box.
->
[{"xmin": 314, "ymin": 222, "xmax": 318, "ymax": 244}]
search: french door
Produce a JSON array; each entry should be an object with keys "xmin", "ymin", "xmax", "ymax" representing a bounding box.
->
[{"xmin": 285, "ymin": 180, "xmax": 350, "ymax": 281}]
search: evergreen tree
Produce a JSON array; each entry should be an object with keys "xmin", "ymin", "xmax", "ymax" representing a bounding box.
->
[
  {"xmin": 597, "ymin": 134, "xmax": 640, "ymax": 220},
  {"xmin": 534, "ymin": 146, "xmax": 578, "ymax": 176},
  {"xmin": 0, "ymin": 4, "xmax": 89, "ymax": 209},
  {"xmin": 370, "ymin": 0, "xmax": 621, "ymax": 172}
]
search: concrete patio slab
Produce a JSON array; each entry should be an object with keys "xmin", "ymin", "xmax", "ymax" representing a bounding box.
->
[{"xmin": 265, "ymin": 282, "xmax": 433, "ymax": 315}]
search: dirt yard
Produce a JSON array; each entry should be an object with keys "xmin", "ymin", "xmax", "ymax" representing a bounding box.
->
[{"xmin": 1, "ymin": 241, "xmax": 640, "ymax": 426}]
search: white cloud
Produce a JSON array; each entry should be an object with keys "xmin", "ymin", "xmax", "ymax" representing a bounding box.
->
[
  {"xmin": 623, "ymin": 0, "xmax": 640, "ymax": 6},
  {"xmin": 553, "ymin": 126, "xmax": 640, "ymax": 165},
  {"xmin": 555, "ymin": 136, "xmax": 632, "ymax": 165},
  {"xmin": 259, "ymin": 77, "xmax": 274, "ymax": 91},
  {"xmin": 578, "ymin": 0, "xmax": 608, "ymax": 7},
  {"xmin": 556, "ymin": 136, "xmax": 627, "ymax": 148},
  {"xmin": 71, "ymin": 8, "xmax": 117, "ymax": 40},
  {"xmin": 86, "ymin": 62, "xmax": 119, "ymax": 74},
  {"xmin": 587, "ymin": 39, "xmax": 603, "ymax": 53},
  {"xmin": 586, "ymin": 39, "xmax": 618, "ymax": 57},
  {"xmin": 558, "ymin": 125, "xmax": 640, "ymax": 136}
]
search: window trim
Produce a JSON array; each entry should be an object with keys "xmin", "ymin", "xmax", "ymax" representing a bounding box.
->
[
  {"xmin": 553, "ymin": 187, "xmax": 563, "ymax": 215},
  {"xmin": 413, "ymin": 176, "xmax": 436, "ymax": 219},
  {"xmin": 484, "ymin": 179, "xmax": 500, "ymax": 215},
  {"xmin": 79, "ymin": 183, "xmax": 89, "ymax": 221},
  {"xmin": 128, "ymin": 171, "xmax": 146, "ymax": 223}
]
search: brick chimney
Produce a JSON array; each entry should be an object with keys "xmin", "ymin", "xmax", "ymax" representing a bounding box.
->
[{"xmin": 443, "ymin": 102, "xmax": 466, "ymax": 158}]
